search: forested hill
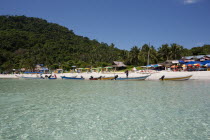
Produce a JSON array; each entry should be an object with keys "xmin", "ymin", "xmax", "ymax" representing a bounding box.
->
[
  {"xmin": 0, "ymin": 15, "xmax": 126, "ymax": 71},
  {"xmin": 0, "ymin": 15, "xmax": 210, "ymax": 72}
]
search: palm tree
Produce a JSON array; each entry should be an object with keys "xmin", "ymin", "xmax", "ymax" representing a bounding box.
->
[
  {"xmin": 148, "ymin": 46, "xmax": 158, "ymax": 64},
  {"xmin": 158, "ymin": 44, "xmax": 171, "ymax": 61},
  {"xmin": 129, "ymin": 46, "xmax": 140, "ymax": 65},
  {"xmin": 171, "ymin": 43, "xmax": 183, "ymax": 59},
  {"xmin": 138, "ymin": 44, "xmax": 150, "ymax": 66}
]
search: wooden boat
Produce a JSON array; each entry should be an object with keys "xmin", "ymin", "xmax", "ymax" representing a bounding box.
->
[
  {"xmin": 89, "ymin": 78, "xmax": 99, "ymax": 80},
  {"xmin": 100, "ymin": 77, "xmax": 115, "ymax": 80},
  {"xmin": 61, "ymin": 76, "xmax": 84, "ymax": 80},
  {"xmin": 159, "ymin": 75, "xmax": 192, "ymax": 81},
  {"xmin": 89, "ymin": 76, "xmax": 100, "ymax": 80},
  {"xmin": 89, "ymin": 76, "xmax": 115, "ymax": 80},
  {"xmin": 115, "ymin": 75, "xmax": 150, "ymax": 81}
]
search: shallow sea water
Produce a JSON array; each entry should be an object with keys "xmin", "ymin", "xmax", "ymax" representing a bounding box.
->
[{"xmin": 0, "ymin": 79, "xmax": 209, "ymax": 140}]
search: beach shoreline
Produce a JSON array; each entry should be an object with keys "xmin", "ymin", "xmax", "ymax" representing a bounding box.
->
[{"xmin": 1, "ymin": 71, "xmax": 210, "ymax": 80}]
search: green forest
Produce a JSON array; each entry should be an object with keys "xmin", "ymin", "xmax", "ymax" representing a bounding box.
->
[{"xmin": 0, "ymin": 15, "xmax": 210, "ymax": 72}]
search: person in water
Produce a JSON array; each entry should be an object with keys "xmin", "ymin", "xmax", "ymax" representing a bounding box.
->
[{"xmin": 125, "ymin": 70, "xmax": 129, "ymax": 78}]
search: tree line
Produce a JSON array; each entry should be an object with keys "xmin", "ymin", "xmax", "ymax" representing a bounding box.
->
[{"xmin": 0, "ymin": 15, "xmax": 209, "ymax": 72}]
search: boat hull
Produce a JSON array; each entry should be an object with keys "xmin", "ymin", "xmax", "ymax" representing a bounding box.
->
[
  {"xmin": 21, "ymin": 77, "xmax": 44, "ymax": 79},
  {"xmin": 61, "ymin": 76, "xmax": 84, "ymax": 80},
  {"xmin": 160, "ymin": 75, "xmax": 192, "ymax": 81},
  {"xmin": 48, "ymin": 78, "xmax": 57, "ymax": 80},
  {"xmin": 100, "ymin": 77, "xmax": 115, "ymax": 80},
  {"xmin": 89, "ymin": 78, "xmax": 99, "ymax": 80},
  {"xmin": 115, "ymin": 75, "xmax": 150, "ymax": 81}
]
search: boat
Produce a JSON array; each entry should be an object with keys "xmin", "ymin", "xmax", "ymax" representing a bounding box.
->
[
  {"xmin": 17, "ymin": 73, "xmax": 45, "ymax": 79},
  {"xmin": 61, "ymin": 76, "xmax": 85, "ymax": 80},
  {"xmin": 48, "ymin": 77, "xmax": 57, "ymax": 80},
  {"xmin": 89, "ymin": 76, "xmax": 115, "ymax": 80},
  {"xmin": 20, "ymin": 77, "xmax": 44, "ymax": 79},
  {"xmin": 100, "ymin": 77, "xmax": 115, "ymax": 80},
  {"xmin": 114, "ymin": 75, "xmax": 150, "ymax": 81},
  {"xmin": 48, "ymin": 75, "xmax": 57, "ymax": 80},
  {"xmin": 89, "ymin": 76, "xmax": 100, "ymax": 80},
  {"xmin": 159, "ymin": 75, "xmax": 192, "ymax": 81}
]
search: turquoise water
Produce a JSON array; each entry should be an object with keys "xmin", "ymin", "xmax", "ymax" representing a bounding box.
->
[{"xmin": 0, "ymin": 79, "xmax": 209, "ymax": 140}]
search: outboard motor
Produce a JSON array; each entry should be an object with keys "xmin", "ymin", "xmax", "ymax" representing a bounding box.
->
[
  {"xmin": 114, "ymin": 75, "xmax": 118, "ymax": 80},
  {"xmin": 160, "ymin": 75, "xmax": 165, "ymax": 80}
]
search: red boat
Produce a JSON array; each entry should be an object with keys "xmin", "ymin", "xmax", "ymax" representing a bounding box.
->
[{"xmin": 89, "ymin": 76, "xmax": 101, "ymax": 80}]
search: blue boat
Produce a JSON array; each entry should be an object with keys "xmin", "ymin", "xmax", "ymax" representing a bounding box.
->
[
  {"xmin": 114, "ymin": 75, "xmax": 150, "ymax": 81},
  {"xmin": 20, "ymin": 77, "xmax": 44, "ymax": 79},
  {"xmin": 48, "ymin": 77, "xmax": 57, "ymax": 80},
  {"xmin": 48, "ymin": 75, "xmax": 57, "ymax": 80},
  {"xmin": 61, "ymin": 76, "xmax": 85, "ymax": 80}
]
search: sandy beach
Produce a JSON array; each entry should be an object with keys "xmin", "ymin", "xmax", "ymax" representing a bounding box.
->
[{"xmin": 1, "ymin": 71, "xmax": 210, "ymax": 80}]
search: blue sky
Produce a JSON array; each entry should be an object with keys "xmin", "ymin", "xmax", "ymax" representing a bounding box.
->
[{"xmin": 1, "ymin": 0, "xmax": 210, "ymax": 50}]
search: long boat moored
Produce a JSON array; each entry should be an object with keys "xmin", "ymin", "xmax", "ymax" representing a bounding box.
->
[
  {"xmin": 61, "ymin": 76, "xmax": 85, "ymax": 80},
  {"xmin": 159, "ymin": 75, "xmax": 192, "ymax": 81},
  {"xmin": 89, "ymin": 76, "xmax": 115, "ymax": 80},
  {"xmin": 20, "ymin": 77, "xmax": 45, "ymax": 79},
  {"xmin": 114, "ymin": 75, "xmax": 150, "ymax": 81}
]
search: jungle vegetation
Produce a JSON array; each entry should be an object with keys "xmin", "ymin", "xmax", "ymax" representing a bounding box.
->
[{"xmin": 0, "ymin": 15, "xmax": 210, "ymax": 72}]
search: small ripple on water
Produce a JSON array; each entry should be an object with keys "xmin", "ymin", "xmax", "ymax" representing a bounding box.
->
[{"xmin": 0, "ymin": 79, "xmax": 210, "ymax": 139}]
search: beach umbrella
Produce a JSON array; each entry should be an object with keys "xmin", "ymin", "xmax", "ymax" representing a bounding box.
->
[
  {"xmin": 171, "ymin": 65, "xmax": 178, "ymax": 68},
  {"xmin": 152, "ymin": 64, "xmax": 159, "ymax": 67},
  {"xmin": 146, "ymin": 65, "xmax": 152, "ymax": 67},
  {"xmin": 179, "ymin": 60, "xmax": 185, "ymax": 64},
  {"xmin": 205, "ymin": 63, "xmax": 210, "ymax": 67},
  {"xmin": 72, "ymin": 66, "xmax": 76, "ymax": 68},
  {"xmin": 182, "ymin": 64, "xmax": 187, "ymax": 67},
  {"xmin": 201, "ymin": 60, "xmax": 210, "ymax": 65},
  {"xmin": 194, "ymin": 63, "xmax": 201, "ymax": 66},
  {"xmin": 187, "ymin": 64, "xmax": 193, "ymax": 67},
  {"xmin": 186, "ymin": 61, "xmax": 202, "ymax": 65},
  {"xmin": 132, "ymin": 67, "xmax": 137, "ymax": 71}
]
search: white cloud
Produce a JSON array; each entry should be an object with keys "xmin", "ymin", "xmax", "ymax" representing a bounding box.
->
[{"xmin": 183, "ymin": 0, "xmax": 200, "ymax": 4}]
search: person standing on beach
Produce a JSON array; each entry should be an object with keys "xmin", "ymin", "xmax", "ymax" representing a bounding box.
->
[{"xmin": 125, "ymin": 70, "xmax": 129, "ymax": 78}]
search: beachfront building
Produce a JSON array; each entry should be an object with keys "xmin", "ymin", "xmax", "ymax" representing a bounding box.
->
[
  {"xmin": 158, "ymin": 60, "xmax": 180, "ymax": 71},
  {"xmin": 107, "ymin": 61, "xmax": 127, "ymax": 71},
  {"xmin": 35, "ymin": 64, "xmax": 49, "ymax": 73},
  {"xmin": 181, "ymin": 55, "xmax": 210, "ymax": 62}
]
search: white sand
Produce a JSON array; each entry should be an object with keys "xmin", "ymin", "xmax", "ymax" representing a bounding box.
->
[{"xmin": 1, "ymin": 71, "xmax": 210, "ymax": 80}]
